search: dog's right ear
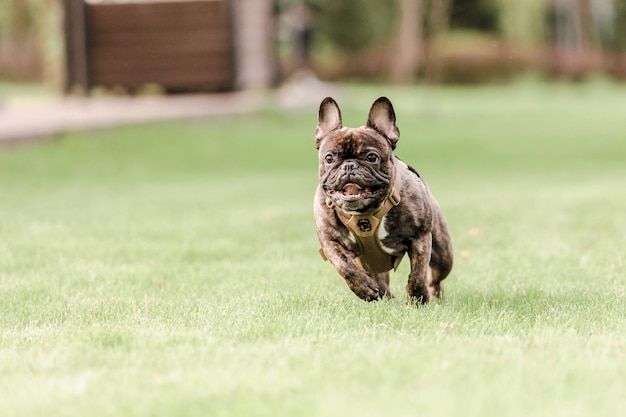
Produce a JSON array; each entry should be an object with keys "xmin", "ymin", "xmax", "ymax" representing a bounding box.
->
[
  {"xmin": 367, "ymin": 97, "xmax": 399, "ymax": 149},
  {"xmin": 315, "ymin": 97, "xmax": 342, "ymax": 149}
]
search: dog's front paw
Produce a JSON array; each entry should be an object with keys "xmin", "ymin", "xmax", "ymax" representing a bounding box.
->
[
  {"xmin": 347, "ymin": 280, "xmax": 381, "ymax": 302},
  {"xmin": 406, "ymin": 282, "xmax": 432, "ymax": 304}
]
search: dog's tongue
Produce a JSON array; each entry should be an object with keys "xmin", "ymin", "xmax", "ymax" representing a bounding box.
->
[{"xmin": 342, "ymin": 183, "xmax": 362, "ymax": 195}]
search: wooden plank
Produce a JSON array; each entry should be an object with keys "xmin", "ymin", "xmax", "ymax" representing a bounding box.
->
[
  {"xmin": 86, "ymin": 1, "xmax": 228, "ymax": 32},
  {"xmin": 91, "ymin": 69, "xmax": 233, "ymax": 85},
  {"xmin": 89, "ymin": 55, "xmax": 232, "ymax": 74},
  {"xmin": 88, "ymin": 14, "xmax": 228, "ymax": 33},
  {"xmin": 90, "ymin": 74, "xmax": 233, "ymax": 87},
  {"xmin": 87, "ymin": 31, "xmax": 230, "ymax": 50},
  {"xmin": 88, "ymin": 27, "xmax": 230, "ymax": 41},
  {"xmin": 89, "ymin": 44, "xmax": 231, "ymax": 61}
]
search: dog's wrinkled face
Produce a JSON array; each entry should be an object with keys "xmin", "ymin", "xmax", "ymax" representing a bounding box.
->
[
  {"xmin": 316, "ymin": 97, "xmax": 400, "ymax": 213},
  {"xmin": 318, "ymin": 128, "xmax": 393, "ymax": 212}
]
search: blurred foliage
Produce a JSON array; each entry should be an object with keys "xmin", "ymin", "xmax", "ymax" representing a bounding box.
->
[
  {"xmin": 310, "ymin": 0, "xmax": 397, "ymax": 52},
  {"xmin": 0, "ymin": 0, "xmax": 63, "ymax": 84},
  {"xmin": 1, "ymin": 0, "xmax": 23, "ymax": 35},
  {"xmin": 0, "ymin": 0, "xmax": 40, "ymax": 35},
  {"xmin": 612, "ymin": 0, "xmax": 626, "ymax": 51},
  {"xmin": 2, "ymin": 0, "xmax": 626, "ymax": 85},
  {"xmin": 495, "ymin": 0, "xmax": 548, "ymax": 45},
  {"xmin": 450, "ymin": 0, "xmax": 548, "ymax": 45},
  {"xmin": 450, "ymin": 0, "xmax": 498, "ymax": 32}
]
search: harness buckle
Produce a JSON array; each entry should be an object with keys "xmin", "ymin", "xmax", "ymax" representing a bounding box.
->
[{"xmin": 388, "ymin": 188, "xmax": 401, "ymax": 207}]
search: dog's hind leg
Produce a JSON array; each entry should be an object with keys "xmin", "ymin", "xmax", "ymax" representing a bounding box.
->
[
  {"xmin": 427, "ymin": 266, "xmax": 444, "ymax": 300},
  {"xmin": 429, "ymin": 215, "xmax": 453, "ymax": 300}
]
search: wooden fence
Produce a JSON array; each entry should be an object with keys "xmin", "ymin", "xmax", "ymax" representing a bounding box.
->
[{"xmin": 64, "ymin": 0, "xmax": 235, "ymax": 93}]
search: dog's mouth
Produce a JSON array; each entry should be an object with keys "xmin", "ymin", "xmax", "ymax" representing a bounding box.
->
[{"xmin": 330, "ymin": 182, "xmax": 385, "ymax": 202}]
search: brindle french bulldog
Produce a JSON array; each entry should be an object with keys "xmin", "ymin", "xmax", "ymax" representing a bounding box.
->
[{"xmin": 314, "ymin": 97, "xmax": 453, "ymax": 303}]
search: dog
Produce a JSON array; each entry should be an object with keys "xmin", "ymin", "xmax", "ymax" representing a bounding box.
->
[{"xmin": 314, "ymin": 96, "xmax": 453, "ymax": 303}]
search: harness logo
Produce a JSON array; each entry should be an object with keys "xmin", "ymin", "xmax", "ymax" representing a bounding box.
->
[{"xmin": 357, "ymin": 219, "xmax": 372, "ymax": 233}]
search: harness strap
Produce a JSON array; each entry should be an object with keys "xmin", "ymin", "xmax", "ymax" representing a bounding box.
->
[{"xmin": 320, "ymin": 164, "xmax": 405, "ymax": 273}]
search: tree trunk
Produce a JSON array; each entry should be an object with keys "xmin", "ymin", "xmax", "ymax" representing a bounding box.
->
[
  {"xmin": 578, "ymin": 0, "xmax": 593, "ymax": 52},
  {"xmin": 233, "ymin": 0, "xmax": 276, "ymax": 89},
  {"xmin": 389, "ymin": 0, "xmax": 422, "ymax": 84},
  {"xmin": 424, "ymin": 0, "xmax": 451, "ymax": 84}
]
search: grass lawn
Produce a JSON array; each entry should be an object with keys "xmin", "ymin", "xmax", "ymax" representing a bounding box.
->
[{"xmin": 1, "ymin": 83, "xmax": 625, "ymax": 417}]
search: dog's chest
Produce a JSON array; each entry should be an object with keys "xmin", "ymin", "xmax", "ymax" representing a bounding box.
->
[
  {"xmin": 346, "ymin": 215, "xmax": 396, "ymax": 256},
  {"xmin": 376, "ymin": 216, "xmax": 396, "ymax": 255}
]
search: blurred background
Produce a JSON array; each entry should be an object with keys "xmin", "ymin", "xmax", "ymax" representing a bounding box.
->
[
  {"xmin": 1, "ymin": 0, "xmax": 626, "ymax": 143},
  {"xmin": 1, "ymin": 0, "xmax": 625, "ymax": 96}
]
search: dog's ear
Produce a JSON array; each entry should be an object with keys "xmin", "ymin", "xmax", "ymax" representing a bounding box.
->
[
  {"xmin": 315, "ymin": 97, "xmax": 342, "ymax": 149},
  {"xmin": 366, "ymin": 97, "xmax": 400, "ymax": 149}
]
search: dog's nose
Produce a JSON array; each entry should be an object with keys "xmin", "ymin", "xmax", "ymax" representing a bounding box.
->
[{"xmin": 342, "ymin": 160, "xmax": 358, "ymax": 174}]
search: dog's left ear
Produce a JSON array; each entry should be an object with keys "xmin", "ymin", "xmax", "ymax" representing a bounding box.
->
[{"xmin": 367, "ymin": 97, "xmax": 400, "ymax": 149}]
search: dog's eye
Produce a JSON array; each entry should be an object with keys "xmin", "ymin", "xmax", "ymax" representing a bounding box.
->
[
  {"xmin": 366, "ymin": 153, "xmax": 379, "ymax": 163},
  {"xmin": 324, "ymin": 154, "xmax": 334, "ymax": 164}
]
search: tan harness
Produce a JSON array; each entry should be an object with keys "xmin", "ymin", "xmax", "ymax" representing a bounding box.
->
[{"xmin": 319, "ymin": 164, "xmax": 405, "ymax": 274}]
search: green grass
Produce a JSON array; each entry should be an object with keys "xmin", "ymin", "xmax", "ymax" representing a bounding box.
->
[{"xmin": 1, "ymin": 83, "xmax": 625, "ymax": 417}]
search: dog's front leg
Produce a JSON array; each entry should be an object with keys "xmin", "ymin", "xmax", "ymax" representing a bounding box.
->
[
  {"xmin": 406, "ymin": 233, "xmax": 434, "ymax": 304},
  {"xmin": 322, "ymin": 241, "xmax": 382, "ymax": 301},
  {"xmin": 369, "ymin": 272, "xmax": 394, "ymax": 299}
]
